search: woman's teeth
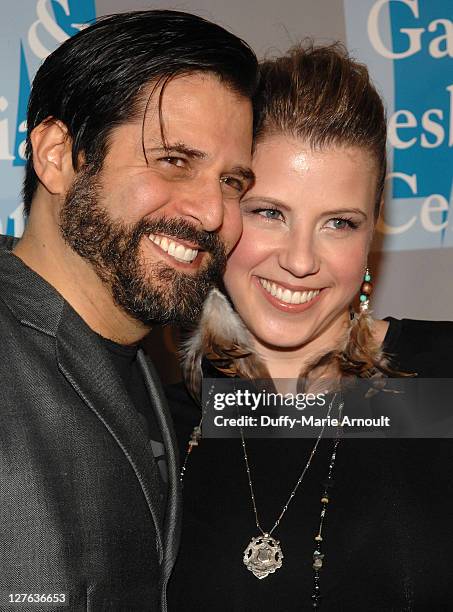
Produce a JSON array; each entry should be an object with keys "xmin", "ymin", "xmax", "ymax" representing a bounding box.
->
[
  {"xmin": 149, "ymin": 233, "xmax": 198, "ymax": 263},
  {"xmin": 259, "ymin": 278, "xmax": 320, "ymax": 305}
]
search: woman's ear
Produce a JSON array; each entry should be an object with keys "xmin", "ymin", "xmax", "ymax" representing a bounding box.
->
[{"xmin": 30, "ymin": 118, "xmax": 74, "ymax": 196}]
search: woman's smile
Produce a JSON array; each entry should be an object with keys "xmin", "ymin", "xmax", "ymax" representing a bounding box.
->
[{"xmin": 255, "ymin": 276, "xmax": 324, "ymax": 312}]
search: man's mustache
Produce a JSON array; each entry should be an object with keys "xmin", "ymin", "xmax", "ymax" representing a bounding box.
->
[{"xmin": 135, "ymin": 216, "xmax": 227, "ymax": 258}]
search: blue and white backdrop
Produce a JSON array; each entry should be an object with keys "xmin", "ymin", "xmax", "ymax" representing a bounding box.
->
[
  {"xmin": 0, "ymin": 0, "xmax": 96, "ymax": 237},
  {"xmin": 345, "ymin": 0, "xmax": 452, "ymax": 252}
]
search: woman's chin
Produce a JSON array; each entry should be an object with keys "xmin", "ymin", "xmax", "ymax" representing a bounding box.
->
[{"xmin": 250, "ymin": 326, "xmax": 313, "ymax": 352}]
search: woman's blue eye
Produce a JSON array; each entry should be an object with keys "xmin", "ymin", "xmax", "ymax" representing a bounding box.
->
[{"xmin": 256, "ymin": 208, "xmax": 283, "ymax": 220}]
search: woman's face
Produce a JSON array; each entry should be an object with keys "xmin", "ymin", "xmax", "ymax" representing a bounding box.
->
[{"xmin": 223, "ymin": 135, "xmax": 378, "ymax": 353}]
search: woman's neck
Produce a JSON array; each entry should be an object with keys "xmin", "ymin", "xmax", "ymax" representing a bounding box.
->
[{"xmin": 253, "ymin": 312, "xmax": 388, "ymax": 381}]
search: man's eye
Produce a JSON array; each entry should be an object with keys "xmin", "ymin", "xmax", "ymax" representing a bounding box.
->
[
  {"xmin": 220, "ymin": 176, "xmax": 246, "ymax": 195},
  {"xmin": 256, "ymin": 208, "xmax": 284, "ymax": 221},
  {"xmin": 159, "ymin": 156, "xmax": 186, "ymax": 168}
]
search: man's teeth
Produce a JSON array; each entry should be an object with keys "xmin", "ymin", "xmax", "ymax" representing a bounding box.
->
[
  {"xmin": 148, "ymin": 234, "xmax": 198, "ymax": 263},
  {"xmin": 259, "ymin": 278, "xmax": 320, "ymax": 305}
]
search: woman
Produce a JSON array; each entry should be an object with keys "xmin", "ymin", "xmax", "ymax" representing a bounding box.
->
[{"xmin": 167, "ymin": 43, "xmax": 453, "ymax": 610}]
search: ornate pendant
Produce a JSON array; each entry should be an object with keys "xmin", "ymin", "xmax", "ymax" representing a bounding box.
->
[{"xmin": 243, "ymin": 533, "xmax": 283, "ymax": 579}]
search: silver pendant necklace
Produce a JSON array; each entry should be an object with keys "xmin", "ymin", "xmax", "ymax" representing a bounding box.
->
[
  {"xmin": 180, "ymin": 384, "xmax": 344, "ymax": 606},
  {"xmin": 241, "ymin": 392, "xmax": 343, "ymax": 579}
]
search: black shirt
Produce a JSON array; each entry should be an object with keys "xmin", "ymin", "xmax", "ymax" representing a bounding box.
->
[
  {"xmin": 100, "ymin": 336, "xmax": 168, "ymax": 489},
  {"xmin": 167, "ymin": 318, "xmax": 453, "ymax": 611}
]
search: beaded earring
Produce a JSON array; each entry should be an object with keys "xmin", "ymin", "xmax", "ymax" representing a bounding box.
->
[{"xmin": 359, "ymin": 267, "xmax": 372, "ymax": 312}]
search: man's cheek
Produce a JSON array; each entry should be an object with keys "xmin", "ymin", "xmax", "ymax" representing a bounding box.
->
[{"xmin": 223, "ymin": 208, "xmax": 243, "ymax": 254}]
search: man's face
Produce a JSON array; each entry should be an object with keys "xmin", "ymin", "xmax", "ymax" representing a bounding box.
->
[{"xmin": 60, "ymin": 73, "xmax": 253, "ymax": 326}]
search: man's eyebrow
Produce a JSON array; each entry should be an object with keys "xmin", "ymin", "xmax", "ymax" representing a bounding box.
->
[
  {"xmin": 230, "ymin": 166, "xmax": 255, "ymax": 182},
  {"xmin": 145, "ymin": 142, "xmax": 207, "ymax": 159},
  {"xmin": 145, "ymin": 143, "xmax": 254, "ymax": 182}
]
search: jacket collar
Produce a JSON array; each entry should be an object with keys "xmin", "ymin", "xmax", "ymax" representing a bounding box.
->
[{"xmin": 0, "ymin": 239, "xmax": 65, "ymax": 336}]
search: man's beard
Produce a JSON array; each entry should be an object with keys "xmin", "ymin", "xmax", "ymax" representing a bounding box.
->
[{"xmin": 59, "ymin": 168, "xmax": 227, "ymax": 326}]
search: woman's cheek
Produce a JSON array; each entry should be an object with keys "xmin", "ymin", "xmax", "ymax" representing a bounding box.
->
[
  {"xmin": 334, "ymin": 239, "xmax": 369, "ymax": 292},
  {"xmin": 228, "ymin": 223, "xmax": 271, "ymax": 268}
]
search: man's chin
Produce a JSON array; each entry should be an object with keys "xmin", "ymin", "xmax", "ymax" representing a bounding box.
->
[{"xmin": 111, "ymin": 275, "xmax": 211, "ymax": 327}]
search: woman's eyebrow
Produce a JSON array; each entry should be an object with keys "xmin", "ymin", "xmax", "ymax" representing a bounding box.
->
[
  {"xmin": 241, "ymin": 196, "xmax": 290, "ymax": 210},
  {"xmin": 322, "ymin": 208, "xmax": 368, "ymax": 219}
]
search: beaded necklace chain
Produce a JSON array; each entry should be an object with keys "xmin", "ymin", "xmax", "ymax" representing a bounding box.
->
[
  {"xmin": 179, "ymin": 382, "xmax": 215, "ymax": 483},
  {"xmin": 311, "ymin": 434, "xmax": 341, "ymax": 608}
]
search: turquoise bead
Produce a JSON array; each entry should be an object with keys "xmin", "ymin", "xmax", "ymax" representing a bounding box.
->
[
  {"xmin": 364, "ymin": 273, "xmax": 371, "ymax": 282},
  {"xmin": 359, "ymin": 294, "xmax": 367, "ymax": 302}
]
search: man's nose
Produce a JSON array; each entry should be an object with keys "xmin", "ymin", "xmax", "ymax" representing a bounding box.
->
[
  {"xmin": 175, "ymin": 179, "xmax": 225, "ymax": 232},
  {"xmin": 277, "ymin": 230, "xmax": 320, "ymax": 278}
]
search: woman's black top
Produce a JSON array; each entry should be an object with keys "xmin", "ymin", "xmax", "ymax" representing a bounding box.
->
[{"xmin": 166, "ymin": 318, "xmax": 453, "ymax": 611}]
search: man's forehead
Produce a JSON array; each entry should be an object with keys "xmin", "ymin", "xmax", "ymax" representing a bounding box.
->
[
  {"xmin": 144, "ymin": 74, "xmax": 251, "ymax": 122},
  {"xmin": 132, "ymin": 73, "xmax": 253, "ymax": 165},
  {"xmin": 142, "ymin": 105, "xmax": 253, "ymax": 157}
]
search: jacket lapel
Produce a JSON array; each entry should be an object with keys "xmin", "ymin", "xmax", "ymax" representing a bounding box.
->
[
  {"xmin": 137, "ymin": 351, "xmax": 181, "ymax": 585},
  {"xmin": 56, "ymin": 303, "xmax": 165, "ymax": 562}
]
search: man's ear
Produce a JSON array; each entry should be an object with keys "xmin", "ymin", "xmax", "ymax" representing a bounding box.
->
[{"xmin": 30, "ymin": 118, "xmax": 74, "ymax": 195}]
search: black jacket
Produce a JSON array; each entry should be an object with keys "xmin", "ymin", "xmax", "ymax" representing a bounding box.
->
[{"xmin": 0, "ymin": 236, "xmax": 180, "ymax": 611}]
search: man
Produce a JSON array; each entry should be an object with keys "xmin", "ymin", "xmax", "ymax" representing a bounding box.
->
[{"xmin": 0, "ymin": 10, "xmax": 257, "ymax": 610}]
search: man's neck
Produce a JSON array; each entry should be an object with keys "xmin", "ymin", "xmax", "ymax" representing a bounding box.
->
[{"xmin": 13, "ymin": 224, "xmax": 149, "ymax": 345}]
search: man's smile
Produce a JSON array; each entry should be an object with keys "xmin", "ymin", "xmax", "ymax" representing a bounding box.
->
[{"xmin": 148, "ymin": 233, "xmax": 200, "ymax": 264}]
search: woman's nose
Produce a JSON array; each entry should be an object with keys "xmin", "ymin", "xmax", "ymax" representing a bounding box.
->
[{"xmin": 277, "ymin": 231, "xmax": 320, "ymax": 278}]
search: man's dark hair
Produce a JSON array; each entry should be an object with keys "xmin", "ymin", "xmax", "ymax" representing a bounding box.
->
[{"xmin": 23, "ymin": 9, "xmax": 259, "ymax": 214}]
